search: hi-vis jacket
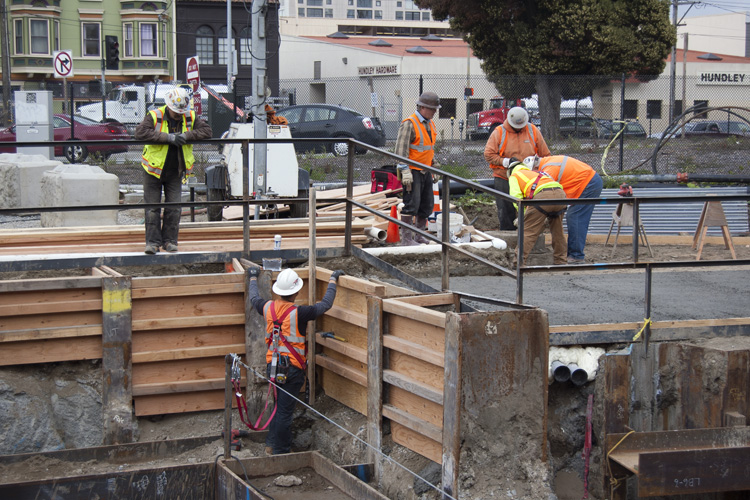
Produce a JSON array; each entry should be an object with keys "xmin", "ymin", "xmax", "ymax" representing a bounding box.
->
[
  {"xmin": 141, "ymin": 106, "xmax": 196, "ymax": 179},
  {"xmin": 403, "ymin": 113, "xmax": 436, "ymax": 170},
  {"xmin": 484, "ymin": 121, "xmax": 551, "ymax": 180},
  {"xmin": 263, "ymin": 300, "xmax": 306, "ymax": 370},
  {"xmin": 538, "ymin": 156, "xmax": 595, "ymax": 199},
  {"xmin": 509, "ymin": 165, "xmax": 564, "ymax": 209}
]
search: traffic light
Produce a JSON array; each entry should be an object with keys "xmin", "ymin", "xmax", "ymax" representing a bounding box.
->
[{"xmin": 105, "ymin": 35, "xmax": 120, "ymax": 70}]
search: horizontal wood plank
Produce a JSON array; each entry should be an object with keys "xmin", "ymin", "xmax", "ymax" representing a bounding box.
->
[
  {"xmin": 383, "ymin": 299, "xmax": 446, "ymax": 328},
  {"xmin": 134, "ymin": 390, "xmax": 232, "ymax": 416},
  {"xmin": 131, "ymin": 314, "xmax": 245, "ymax": 331},
  {"xmin": 132, "ymin": 282, "xmax": 244, "ymax": 299},
  {"xmin": 383, "ymin": 369, "xmax": 443, "ymax": 405},
  {"xmin": 316, "ymin": 354, "xmax": 367, "ymax": 387},
  {"xmin": 132, "ymin": 344, "xmax": 246, "ymax": 363},
  {"xmin": 324, "ymin": 305, "xmax": 368, "ymax": 329},
  {"xmin": 133, "ymin": 377, "xmax": 230, "ymax": 396},
  {"xmin": 0, "ymin": 337, "xmax": 101, "ymax": 366},
  {"xmin": 383, "ymin": 404, "xmax": 442, "ymax": 442},
  {"xmin": 0, "ymin": 325, "xmax": 101, "ymax": 343},
  {"xmin": 315, "ymin": 332, "xmax": 367, "ymax": 364},
  {"xmin": 391, "ymin": 421, "xmax": 441, "ymax": 464},
  {"xmin": 383, "ymin": 334, "xmax": 444, "ymax": 368},
  {"xmin": 0, "ymin": 299, "xmax": 102, "ymax": 317},
  {"xmin": 390, "ymin": 293, "xmax": 456, "ymax": 308}
]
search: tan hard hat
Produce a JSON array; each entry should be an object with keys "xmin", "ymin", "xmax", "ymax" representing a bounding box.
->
[{"xmin": 416, "ymin": 91, "xmax": 441, "ymax": 110}]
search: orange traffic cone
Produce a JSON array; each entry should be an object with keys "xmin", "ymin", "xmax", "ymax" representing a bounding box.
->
[{"xmin": 386, "ymin": 205, "xmax": 400, "ymax": 243}]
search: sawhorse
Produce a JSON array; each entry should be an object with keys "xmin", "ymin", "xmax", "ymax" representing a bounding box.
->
[
  {"xmin": 692, "ymin": 201, "xmax": 737, "ymax": 260},
  {"xmin": 605, "ymin": 202, "xmax": 653, "ymax": 258}
]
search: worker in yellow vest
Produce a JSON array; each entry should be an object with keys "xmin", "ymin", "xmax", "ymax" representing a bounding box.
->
[
  {"xmin": 135, "ymin": 87, "xmax": 211, "ymax": 255},
  {"xmin": 508, "ymin": 161, "xmax": 567, "ymax": 266}
]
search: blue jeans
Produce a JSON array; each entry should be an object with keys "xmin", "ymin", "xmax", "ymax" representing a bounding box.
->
[
  {"xmin": 566, "ymin": 173, "xmax": 603, "ymax": 260},
  {"xmin": 266, "ymin": 363, "xmax": 305, "ymax": 454}
]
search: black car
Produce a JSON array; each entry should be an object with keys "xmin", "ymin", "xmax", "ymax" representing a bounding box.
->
[
  {"xmin": 558, "ymin": 116, "xmax": 598, "ymax": 138},
  {"xmin": 597, "ymin": 120, "xmax": 647, "ymax": 138},
  {"xmin": 275, "ymin": 104, "xmax": 386, "ymax": 156}
]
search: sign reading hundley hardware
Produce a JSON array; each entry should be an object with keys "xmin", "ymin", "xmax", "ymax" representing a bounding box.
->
[
  {"xmin": 358, "ymin": 64, "xmax": 399, "ymax": 76},
  {"xmin": 697, "ymin": 72, "xmax": 749, "ymax": 85}
]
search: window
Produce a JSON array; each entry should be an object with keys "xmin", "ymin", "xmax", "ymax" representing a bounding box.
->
[
  {"xmin": 327, "ymin": 0, "xmax": 332, "ymax": 4},
  {"xmin": 218, "ymin": 26, "xmax": 232, "ymax": 65},
  {"xmin": 693, "ymin": 100, "xmax": 708, "ymax": 119},
  {"xmin": 348, "ymin": 0, "xmax": 353, "ymax": 4},
  {"xmin": 53, "ymin": 21, "xmax": 60, "ymax": 51},
  {"xmin": 314, "ymin": 61, "xmax": 321, "ymax": 80},
  {"xmin": 674, "ymin": 100, "xmax": 683, "ymax": 117},
  {"xmin": 308, "ymin": 0, "xmax": 322, "ymax": 5},
  {"xmin": 439, "ymin": 98, "xmax": 457, "ymax": 120},
  {"xmin": 395, "ymin": 11, "xmax": 403, "ymax": 20},
  {"xmin": 374, "ymin": 10, "xmax": 382, "ymax": 19},
  {"xmin": 298, "ymin": 0, "xmax": 303, "ymax": 3},
  {"xmin": 325, "ymin": 8, "xmax": 333, "ymax": 17},
  {"xmin": 14, "ymin": 19, "xmax": 23, "ymax": 54},
  {"xmin": 357, "ymin": 10, "xmax": 373, "ymax": 18},
  {"xmin": 422, "ymin": 12, "xmax": 430, "ymax": 21},
  {"xmin": 347, "ymin": 9, "xmax": 355, "ymax": 18},
  {"xmin": 123, "ymin": 23, "xmax": 133, "ymax": 57},
  {"xmin": 646, "ymin": 100, "xmax": 661, "ymax": 120},
  {"xmin": 304, "ymin": 106, "xmax": 336, "ymax": 122},
  {"xmin": 196, "ymin": 26, "xmax": 213, "ymax": 64},
  {"xmin": 82, "ymin": 23, "xmax": 100, "ymax": 57},
  {"xmin": 357, "ymin": 0, "xmax": 372, "ymax": 6},
  {"xmin": 405, "ymin": 11, "xmax": 420, "ymax": 20},
  {"xmin": 623, "ymin": 99, "xmax": 638, "ymax": 119},
  {"xmin": 298, "ymin": 7, "xmax": 305, "ymax": 16},
  {"xmin": 239, "ymin": 27, "xmax": 251, "ymax": 65},
  {"xmin": 162, "ymin": 23, "xmax": 167, "ymax": 57},
  {"xmin": 376, "ymin": 0, "xmax": 381, "ymax": 5},
  {"xmin": 403, "ymin": 0, "xmax": 417, "ymax": 8},
  {"xmin": 397, "ymin": 1, "xmax": 402, "ymax": 6},
  {"xmin": 308, "ymin": 8, "xmax": 323, "ymax": 16},
  {"xmin": 140, "ymin": 23, "xmax": 157, "ymax": 57}
]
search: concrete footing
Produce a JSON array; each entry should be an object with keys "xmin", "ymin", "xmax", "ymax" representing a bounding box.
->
[
  {"xmin": 40, "ymin": 164, "xmax": 119, "ymax": 227},
  {"xmin": 0, "ymin": 154, "xmax": 60, "ymax": 209}
]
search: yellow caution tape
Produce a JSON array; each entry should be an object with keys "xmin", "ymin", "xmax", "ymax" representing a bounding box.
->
[{"xmin": 631, "ymin": 318, "xmax": 652, "ymax": 342}]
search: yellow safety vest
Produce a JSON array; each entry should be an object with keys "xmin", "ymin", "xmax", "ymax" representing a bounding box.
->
[{"xmin": 141, "ymin": 106, "xmax": 196, "ymax": 179}]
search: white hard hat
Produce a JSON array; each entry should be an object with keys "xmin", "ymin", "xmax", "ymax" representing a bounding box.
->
[
  {"xmin": 272, "ymin": 269, "xmax": 304, "ymax": 296},
  {"xmin": 507, "ymin": 107, "xmax": 529, "ymax": 129},
  {"xmin": 523, "ymin": 155, "xmax": 539, "ymax": 169},
  {"xmin": 165, "ymin": 87, "xmax": 191, "ymax": 115}
]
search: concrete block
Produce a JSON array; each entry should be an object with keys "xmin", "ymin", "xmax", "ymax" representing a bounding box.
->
[
  {"xmin": 123, "ymin": 192, "xmax": 143, "ymax": 205},
  {"xmin": 0, "ymin": 154, "xmax": 61, "ymax": 209},
  {"xmin": 40, "ymin": 164, "xmax": 120, "ymax": 227}
]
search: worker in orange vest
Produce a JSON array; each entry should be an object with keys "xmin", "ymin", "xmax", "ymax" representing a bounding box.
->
[
  {"xmin": 248, "ymin": 267, "xmax": 344, "ymax": 455},
  {"xmin": 525, "ymin": 155, "xmax": 603, "ymax": 264},
  {"xmin": 508, "ymin": 161, "xmax": 567, "ymax": 266},
  {"xmin": 484, "ymin": 107, "xmax": 551, "ymax": 231}
]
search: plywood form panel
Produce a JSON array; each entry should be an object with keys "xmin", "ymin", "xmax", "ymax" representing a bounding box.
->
[
  {"xmin": 0, "ymin": 336, "xmax": 102, "ymax": 365},
  {"xmin": 131, "ymin": 314, "xmax": 245, "ymax": 331},
  {"xmin": 386, "ymin": 315, "xmax": 445, "ymax": 354},
  {"xmin": 388, "ymin": 386, "xmax": 443, "ymax": 428},
  {"xmin": 131, "ymin": 293, "xmax": 244, "ymax": 321},
  {"xmin": 132, "ymin": 357, "xmax": 226, "ymax": 385},
  {"xmin": 132, "ymin": 326, "xmax": 245, "ymax": 353},
  {"xmin": 391, "ymin": 421, "xmax": 441, "ymax": 464},
  {"xmin": 132, "ymin": 282, "xmax": 244, "ymax": 299},
  {"xmin": 132, "ymin": 274, "xmax": 244, "ymax": 289},
  {"xmin": 324, "ymin": 285, "xmax": 369, "ymax": 316},
  {"xmin": 319, "ymin": 316, "xmax": 368, "ymax": 349},
  {"xmin": 388, "ymin": 351, "xmax": 444, "ymax": 391},
  {"xmin": 0, "ymin": 325, "xmax": 101, "ymax": 343},
  {"xmin": 134, "ymin": 389, "xmax": 231, "ymax": 416},
  {"xmin": 0, "ymin": 287, "xmax": 102, "ymax": 308},
  {"xmin": 0, "ymin": 310, "xmax": 102, "ymax": 331},
  {"xmin": 322, "ymin": 369, "xmax": 367, "ymax": 415}
]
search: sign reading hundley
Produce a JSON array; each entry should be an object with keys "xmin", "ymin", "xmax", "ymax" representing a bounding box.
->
[
  {"xmin": 697, "ymin": 72, "xmax": 749, "ymax": 85},
  {"xmin": 358, "ymin": 64, "xmax": 399, "ymax": 76}
]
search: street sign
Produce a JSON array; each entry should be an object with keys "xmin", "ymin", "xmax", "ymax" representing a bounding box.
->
[
  {"xmin": 186, "ymin": 56, "xmax": 201, "ymax": 115},
  {"xmin": 53, "ymin": 51, "xmax": 74, "ymax": 78},
  {"xmin": 370, "ymin": 92, "xmax": 379, "ymax": 108}
]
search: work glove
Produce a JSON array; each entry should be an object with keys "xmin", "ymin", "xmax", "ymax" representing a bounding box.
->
[
  {"xmin": 398, "ymin": 165, "xmax": 413, "ymax": 191},
  {"xmin": 331, "ymin": 270, "xmax": 345, "ymax": 282},
  {"xmin": 248, "ymin": 267, "xmax": 260, "ymax": 278},
  {"xmin": 513, "ymin": 217, "xmax": 518, "ymax": 228},
  {"xmin": 167, "ymin": 133, "xmax": 187, "ymax": 146},
  {"xmin": 502, "ymin": 157, "xmax": 520, "ymax": 168}
]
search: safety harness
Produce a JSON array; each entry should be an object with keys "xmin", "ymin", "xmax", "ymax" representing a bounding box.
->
[
  {"xmin": 526, "ymin": 171, "xmax": 567, "ymax": 218},
  {"xmin": 232, "ymin": 303, "xmax": 306, "ymax": 431}
]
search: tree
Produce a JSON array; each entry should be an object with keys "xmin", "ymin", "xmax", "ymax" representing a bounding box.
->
[{"xmin": 418, "ymin": 0, "xmax": 676, "ymax": 139}]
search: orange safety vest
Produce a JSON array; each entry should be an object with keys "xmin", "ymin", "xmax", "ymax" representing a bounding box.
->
[
  {"xmin": 496, "ymin": 123, "xmax": 542, "ymax": 157},
  {"xmin": 539, "ymin": 156, "xmax": 595, "ymax": 199},
  {"xmin": 141, "ymin": 106, "xmax": 196, "ymax": 179},
  {"xmin": 513, "ymin": 168, "xmax": 562, "ymax": 199},
  {"xmin": 404, "ymin": 113, "xmax": 436, "ymax": 170},
  {"xmin": 263, "ymin": 300, "xmax": 306, "ymax": 369}
]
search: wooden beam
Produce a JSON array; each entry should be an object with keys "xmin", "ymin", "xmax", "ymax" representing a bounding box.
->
[
  {"xmin": 391, "ymin": 293, "xmax": 456, "ymax": 308},
  {"xmin": 366, "ymin": 295, "xmax": 384, "ymax": 484},
  {"xmin": 0, "ymin": 276, "xmax": 102, "ymax": 292},
  {"xmin": 391, "ymin": 421, "xmax": 441, "ymax": 464},
  {"xmin": 0, "ymin": 299, "xmax": 102, "ymax": 317},
  {"xmin": 131, "ymin": 314, "xmax": 245, "ymax": 331},
  {"xmin": 0, "ymin": 337, "xmax": 102, "ymax": 366},
  {"xmin": 442, "ymin": 312, "xmax": 462, "ymax": 499},
  {"xmin": 315, "ymin": 332, "xmax": 367, "ymax": 364},
  {"xmin": 383, "ymin": 369, "xmax": 443, "ymax": 405},
  {"xmin": 0, "ymin": 325, "xmax": 101, "ymax": 343},
  {"xmin": 134, "ymin": 389, "xmax": 231, "ymax": 416},
  {"xmin": 383, "ymin": 403, "xmax": 442, "ymax": 442},
  {"xmin": 133, "ymin": 377, "xmax": 236, "ymax": 396},
  {"xmin": 132, "ymin": 344, "xmax": 246, "ymax": 363},
  {"xmin": 316, "ymin": 354, "xmax": 367, "ymax": 387},
  {"xmin": 131, "ymin": 274, "xmax": 244, "ymax": 289},
  {"xmin": 131, "ymin": 282, "xmax": 244, "ymax": 299},
  {"xmin": 324, "ymin": 305, "xmax": 368, "ymax": 329},
  {"xmin": 382, "ymin": 299, "xmax": 446, "ymax": 328},
  {"xmin": 383, "ymin": 334, "xmax": 444, "ymax": 368}
]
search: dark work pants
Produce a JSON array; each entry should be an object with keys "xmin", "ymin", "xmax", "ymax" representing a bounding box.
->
[
  {"xmin": 266, "ymin": 363, "xmax": 305, "ymax": 454},
  {"xmin": 143, "ymin": 168, "xmax": 182, "ymax": 247},
  {"xmin": 494, "ymin": 176, "xmax": 516, "ymax": 230},
  {"xmin": 401, "ymin": 169, "xmax": 434, "ymax": 218}
]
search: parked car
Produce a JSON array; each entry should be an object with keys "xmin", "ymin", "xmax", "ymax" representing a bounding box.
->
[
  {"xmin": 0, "ymin": 114, "xmax": 130, "ymax": 162},
  {"xmin": 275, "ymin": 104, "xmax": 386, "ymax": 156},
  {"xmin": 596, "ymin": 120, "xmax": 647, "ymax": 138},
  {"xmin": 558, "ymin": 116, "xmax": 598, "ymax": 138},
  {"xmin": 683, "ymin": 120, "xmax": 750, "ymax": 138}
]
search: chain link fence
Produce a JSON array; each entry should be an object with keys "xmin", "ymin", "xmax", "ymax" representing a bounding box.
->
[{"xmin": 4, "ymin": 74, "xmax": 749, "ymax": 186}]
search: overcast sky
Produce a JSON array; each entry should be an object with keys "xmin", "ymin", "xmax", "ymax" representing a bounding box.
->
[{"xmin": 679, "ymin": 1, "xmax": 749, "ymax": 18}]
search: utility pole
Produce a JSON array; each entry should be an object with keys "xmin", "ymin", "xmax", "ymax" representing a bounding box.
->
[
  {"xmin": 226, "ymin": 0, "xmax": 232, "ymax": 91},
  {"xmin": 252, "ymin": 0, "xmax": 268, "ymax": 200},
  {"xmin": 1, "ymin": 0, "xmax": 13, "ymax": 125},
  {"xmin": 668, "ymin": 0, "xmax": 677, "ymax": 124}
]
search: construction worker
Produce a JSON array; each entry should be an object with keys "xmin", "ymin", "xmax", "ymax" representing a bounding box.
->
[
  {"xmin": 525, "ymin": 155, "xmax": 603, "ymax": 264},
  {"xmin": 507, "ymin": 160, "xmax": 567, "ymax": 266},
  {"xmin": 248, "ymin": 267, "xmax": 344, "ymax": 455},
  {"xmin": 484, "ymin": 107, "xmax": 551, "ymax": 231},
  {"xmin": 135, "ymin": 87, "xmax": 212, "ymax": 254},
  {"xmin": 394, "ymin": 91, "xmax": 441, "ymax": 245},
  {"xmin": 265, "ymin": 104, "xmax": 288, "ymax": 125}
]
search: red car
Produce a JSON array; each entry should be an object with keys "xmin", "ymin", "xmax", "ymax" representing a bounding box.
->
[{"xmin": 0, "ymin": 114, "xmax": 130, "ymax": 162}]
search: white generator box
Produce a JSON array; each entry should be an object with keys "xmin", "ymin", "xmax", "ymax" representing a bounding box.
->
[{"xmin": 223, "ymin": 123, "xmax": 299, "ymax": 198}]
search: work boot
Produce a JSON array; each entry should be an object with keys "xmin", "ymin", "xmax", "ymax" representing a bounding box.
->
[
  {"xmin": 164, "ymin": 242, "xmax": 178, "ymax": 253},
  {"xmin": 144, "ymin": 244, "xmax": 158, "ymax": 255},
  {"xmin": 264, "ymin": 446, "xmax": 273, "ymax": 456},
  {"xmin": 414, "ymin": 216, "xmax": 431, "ymax": 244},
  {"xmin": 400, "ymin": 215, "xmax": 419, "ymax": 246}
]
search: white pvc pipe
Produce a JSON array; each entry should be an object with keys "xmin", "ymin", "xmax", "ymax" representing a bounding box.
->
[
  {"xmin": 365, "ymin": 227, "xmax": 386, "ymax": 241},
  {"xmin": 363, "ymin": 240, "xmax": 498, "ymax": 257}
]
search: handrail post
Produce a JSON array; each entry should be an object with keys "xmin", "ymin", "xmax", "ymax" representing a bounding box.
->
[
  {"xmin": 632, "ymin": 198, "xmax": 640, "ymax": 263},
  {"xmin": 242, "ymin": 139, "xmax": 250, "ymax": 259},
  {"xmin": 441, "ymin": 175, "xmax": 450, "ymax": 291},
  {"xmin": 516, "ymin": 200, "xmax": 525, "ymax": 304},
  {"xmin": 344, "ymin": 140, "xmax": 354, "ymax": 256}
]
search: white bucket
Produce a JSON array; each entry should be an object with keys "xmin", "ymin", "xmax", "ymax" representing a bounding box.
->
[{"xmin": 435, "ymin": 212, "xmax": 463, "ymax": 239}]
